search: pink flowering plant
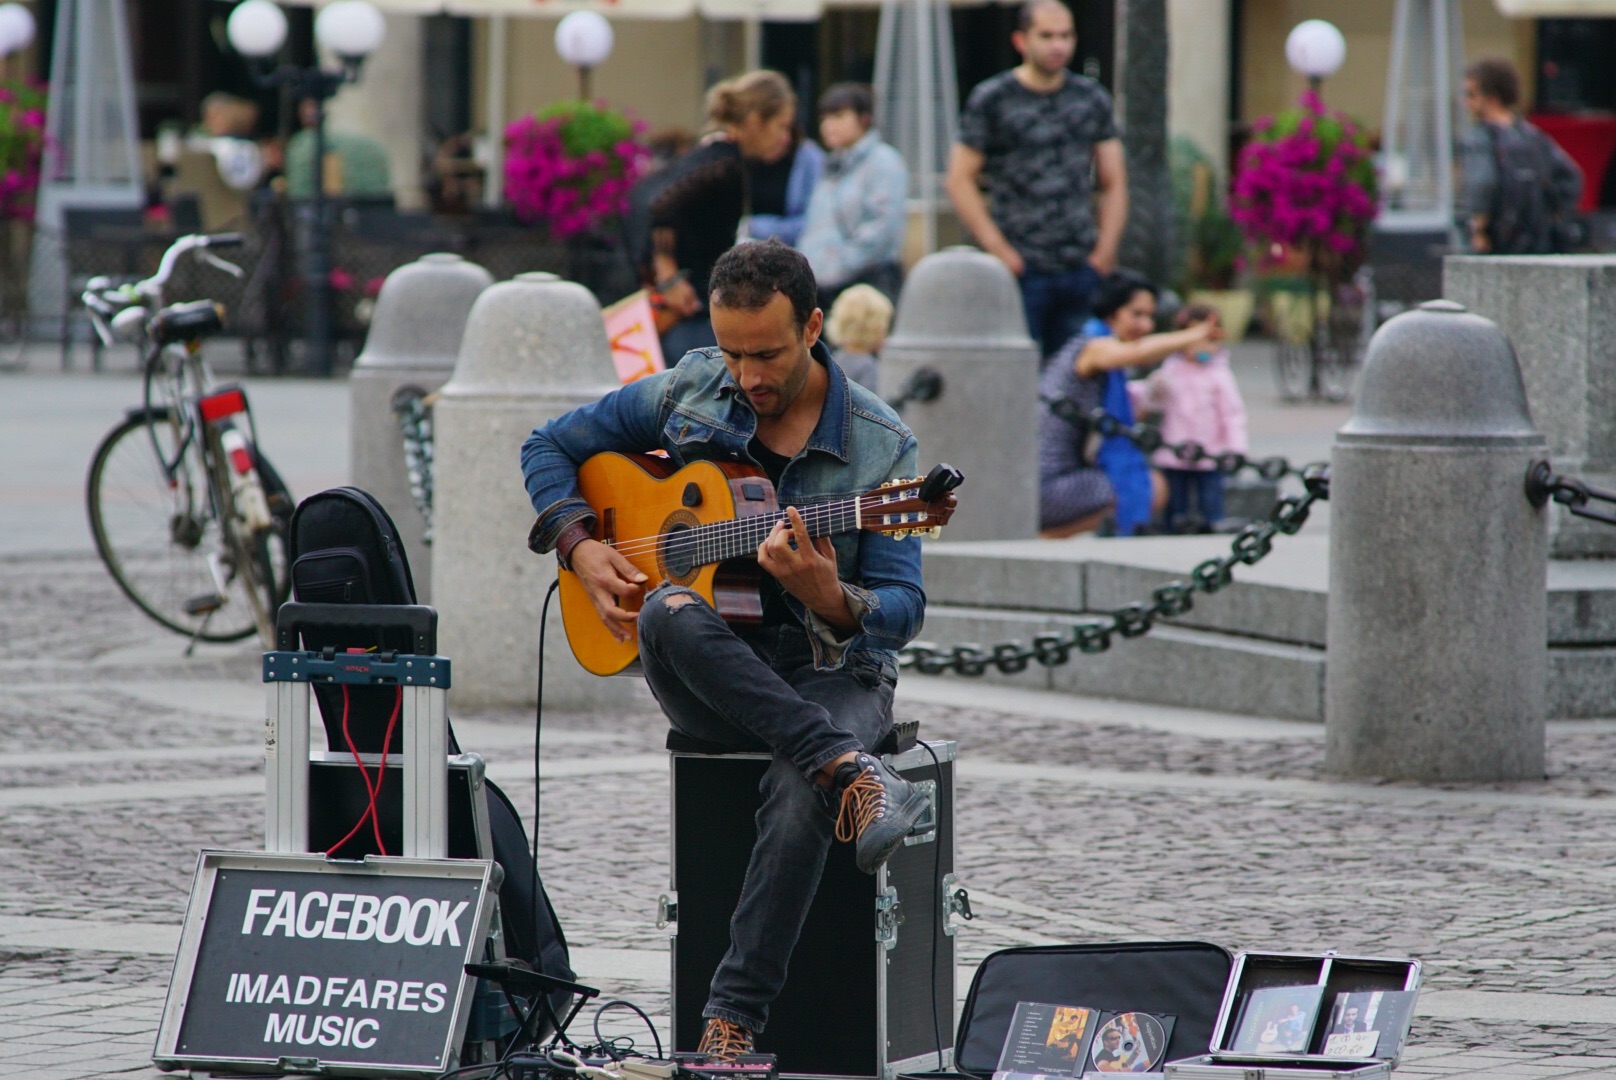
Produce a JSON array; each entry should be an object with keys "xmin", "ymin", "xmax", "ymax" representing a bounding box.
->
[
  {"xmin": 504, "ymin": 101, "xmax": 648, "ymax": 239},
  {"xmin": 0, "ymin": 78, "xmax": 47, "ymax": 222},
  {"xmin": 1231, "ymin": 90, "xmax": 1377, "ymax": 279}
]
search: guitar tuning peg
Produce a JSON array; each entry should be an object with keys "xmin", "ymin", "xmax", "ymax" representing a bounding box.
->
[{"xmin": 921, "ymin": 527, "xmax": 942, "ymax": 539}]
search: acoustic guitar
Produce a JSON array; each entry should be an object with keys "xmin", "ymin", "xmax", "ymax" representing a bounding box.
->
[{"xmin": 558, "ymin": 452, "xmax": 963, "ymax": 676}]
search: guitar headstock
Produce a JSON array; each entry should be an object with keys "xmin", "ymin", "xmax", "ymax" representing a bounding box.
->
[{"xmin": 861, "ymin": 464, "xmax": 964, "ymax": 539}]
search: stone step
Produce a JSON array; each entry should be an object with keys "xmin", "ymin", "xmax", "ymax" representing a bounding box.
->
[
  {"xmin": 917, "ymin": 602, "xmax": 1616, "ymax": 722},
  {"xmin": 921, "ymin": 535, "xmax": 1616, "ymax": 648}
]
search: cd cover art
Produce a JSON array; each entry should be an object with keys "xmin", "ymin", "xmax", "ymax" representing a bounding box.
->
[
  {"xmin": 1228, "ymin": 985, "xmax": 1325, "ymax": 1056},
  {"xmin": 1321, "ymin": 989, "xmax": 1418, "ymax": 1058},
  {"xmin": 1088, "ymin": 1011, "xmax": 1174, "ymax": 1073},
  {"xmin": 996, "ymin": 1001, "xmax": 1100, "ymax": 1079}
]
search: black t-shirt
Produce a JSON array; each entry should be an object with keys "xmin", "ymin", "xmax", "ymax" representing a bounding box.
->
[
  {"xmin": 748, "ymin": 435, "xmax": 795, "ymax": 627},
  {"xmin": 957, "ymin": 70, "xmax": 1118, "ymax": 273},
  {"xmin": 746, "ymin": 140, "xmax": 797, "ymax": 218}
]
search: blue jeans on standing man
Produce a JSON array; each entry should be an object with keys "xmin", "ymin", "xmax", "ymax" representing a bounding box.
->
[
  {"xmin": 637, "ymin": 583, "xmax": 896, "ymax": 1034},
  {"xmin": 1020, "ymin": 262, "xmax": 1102, "ymax": 363}
]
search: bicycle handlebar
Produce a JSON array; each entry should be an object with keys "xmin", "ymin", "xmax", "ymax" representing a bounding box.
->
[
  {"xmin": 148, "ymin": 233, "xmax": 241, "ymax": 294},
  {"xmin": 79, "ymin": 232, "xmax": 245, "ymax": 339}
]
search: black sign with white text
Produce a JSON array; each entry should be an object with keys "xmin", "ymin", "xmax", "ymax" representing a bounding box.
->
[{"xmin": 171, "ymin": 865, "xmax": 487, "ymax": 1071}]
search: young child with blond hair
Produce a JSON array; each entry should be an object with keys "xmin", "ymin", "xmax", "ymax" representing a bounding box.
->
[{"xmin": 824, "ymin": 283, "xmax": 894, "ymax": 390}]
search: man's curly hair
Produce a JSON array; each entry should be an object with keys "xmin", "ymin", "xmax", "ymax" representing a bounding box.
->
[{"xmin": 709, "ymin": 240, "xmax": 819, "ymax": 332}]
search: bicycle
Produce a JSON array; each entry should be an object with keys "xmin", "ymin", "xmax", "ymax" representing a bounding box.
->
[
  {"xmin": 83, "ymin": 232, "xmax": 293, "ymax": 649},
  {"xmin": 1273, "ymin": 265, "xmax": 1373, "ymax": 404}
]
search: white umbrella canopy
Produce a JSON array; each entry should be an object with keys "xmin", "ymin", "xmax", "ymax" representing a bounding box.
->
[
  {"xmin": 277, "ymin": 0, "xmax": 697, "ymax": 17},
  {"xmin": 1494, "ymin": 0, "xmax": 1616, "ymax": 11}
]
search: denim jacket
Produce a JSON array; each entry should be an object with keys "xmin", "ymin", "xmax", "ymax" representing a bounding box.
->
[
  {"xmin": 798, "ymin": 130, "xmax": 909, "ymax": 288},
  {"xmin": 521, "ymin": 341, "xmax": 926, "ymax": 672}
]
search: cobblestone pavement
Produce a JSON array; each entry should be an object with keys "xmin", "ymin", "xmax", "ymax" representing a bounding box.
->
[{"xmin": 5, "ymin": 554, "xmax": 1616, "ymax": 1078}]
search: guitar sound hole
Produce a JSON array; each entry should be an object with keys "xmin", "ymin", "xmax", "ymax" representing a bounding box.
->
[{"xmin": 662, "ymin": 522, "xmax": 696, "ymax": 579}]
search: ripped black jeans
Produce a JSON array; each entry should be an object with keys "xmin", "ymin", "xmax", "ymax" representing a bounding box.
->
[{"xmin": 637, "ymin": 582, "xmax": 895, "ymax": 1034}]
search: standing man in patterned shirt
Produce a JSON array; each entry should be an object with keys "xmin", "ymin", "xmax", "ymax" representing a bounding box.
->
[{"xmin": 945, "ymin": 0, "xmax": 1128, "ymax": 362}]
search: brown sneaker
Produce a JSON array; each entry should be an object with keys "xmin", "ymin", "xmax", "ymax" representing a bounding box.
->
[{"xmin": 697, "ymin": 1017, "xmax": 754, "ymax": 1060}]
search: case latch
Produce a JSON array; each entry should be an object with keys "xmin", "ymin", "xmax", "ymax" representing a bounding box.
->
[
  {"xmin": 875, "ymin": 886, "xmax": 904, "ymax": 950},
  {"xmin": 941, "ymin": 874, "xmax": 973, "ymax": 936},
  {"xmin": 656, "ymin": 892, "xmax": 678, "ymax": 931},
  {"xmin": 902, "ymin": 779, "xmax": 938, "ymax": 846}
]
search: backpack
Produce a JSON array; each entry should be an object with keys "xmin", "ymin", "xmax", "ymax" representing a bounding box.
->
[
  {"xmin": 287, "ymin": 486, "xmax": 575, "ymax": 987},
  {"xmin": 1487, "ymin": 120, "xmax": 1583, "ymax": 254}
]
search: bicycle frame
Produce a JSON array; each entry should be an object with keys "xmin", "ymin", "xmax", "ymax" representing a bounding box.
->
[{"xmin": 83, "ymin": 231, "xmax": 287, "ymax": 649}]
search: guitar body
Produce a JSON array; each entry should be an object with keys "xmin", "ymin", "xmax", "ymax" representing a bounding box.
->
[{"xmin": 558, "ymin": 452, "xmax": 778, "ymax": 676}]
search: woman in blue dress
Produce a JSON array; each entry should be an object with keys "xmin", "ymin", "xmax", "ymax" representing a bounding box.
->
[{"xmin": 1037, "ymin": 271, "xmax": 1219, "ymax": 536}]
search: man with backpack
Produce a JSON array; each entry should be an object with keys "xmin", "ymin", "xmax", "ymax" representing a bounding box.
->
[{"xmin": 1460, "ymin": 57, "xmax": 1584, "ymax": 255}]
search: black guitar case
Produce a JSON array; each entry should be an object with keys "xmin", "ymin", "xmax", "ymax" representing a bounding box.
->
[
  {"xmin": 903, "ymin": 941, "xmax": 1233, "ymax": 1079},
  {"xmin": 286, "ymin": 486, "xmax": 575, "ymax": 989}
]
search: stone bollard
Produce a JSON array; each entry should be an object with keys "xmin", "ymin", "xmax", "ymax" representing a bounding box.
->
[
  {"xmin": 1325, "ymin": 300, "xmax": 1548, "ymax": 782},
  {"xmin": 879, "ymin": 247, "xmax": 1039, "ymax": 540},
  {"xmin": 1444, "ymin": 255, "xmax": 1616, "ymax": 557},
  {"xmin": 431, "ymin": 272, "xmax": 640, "ymax": 711},
  {"xmin": 350, "ymin": 253, "xmax": 493, "ymax": 601}
]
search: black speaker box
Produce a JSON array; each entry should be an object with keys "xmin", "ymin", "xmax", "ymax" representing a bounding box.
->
[{"xmin": 669, "ymin": 741, "xmax": 958, "ymax": 1080}]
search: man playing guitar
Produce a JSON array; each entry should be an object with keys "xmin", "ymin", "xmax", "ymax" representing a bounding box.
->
[{"xmin": 521, "ymin": 241, "xmax": 933, "ymax": 1058}]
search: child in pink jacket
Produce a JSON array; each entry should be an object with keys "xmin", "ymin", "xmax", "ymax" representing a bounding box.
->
[{"xmin": 1128, "ymin": 304, "xmax": 1247, "ymax": 530}]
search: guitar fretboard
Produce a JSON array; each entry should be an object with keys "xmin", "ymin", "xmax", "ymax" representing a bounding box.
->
[{"xmin": 676, "ymin": 497, "xmax": 863, "ymax": 566}]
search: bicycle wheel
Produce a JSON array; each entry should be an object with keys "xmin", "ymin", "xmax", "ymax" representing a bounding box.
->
[
  {"xmin": 87, "ymin": 408, "xmax": 285, "ymax": 643},
  {"xmin": 1316, "ymin": 280, "xmax": 1369, "ymax": 403},
  {"xmin": 1275, "ymin": 340, "xmax": 1312, "ymax": 401}
]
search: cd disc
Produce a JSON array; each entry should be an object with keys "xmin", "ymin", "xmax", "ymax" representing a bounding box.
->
[{"xmin": 1090, "ymin": 1012, "xmax": 1168, "ymax": 1073}]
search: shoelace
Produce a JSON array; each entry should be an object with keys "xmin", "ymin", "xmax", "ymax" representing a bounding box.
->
[
  {"xmin": 834, "ymin": 766, "xmax": 887, "ymax": 844},
  {"xmin": 698, "ymin": 1019, "xmax": 753, "ymax": 1060}
]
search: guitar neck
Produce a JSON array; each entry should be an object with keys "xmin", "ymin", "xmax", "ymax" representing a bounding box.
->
[{"xmin": 688, "ymin": 498, "xmax": 863, "ymax": 565}]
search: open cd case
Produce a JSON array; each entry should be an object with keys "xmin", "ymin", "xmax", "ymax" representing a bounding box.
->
[
  {"xmin": 1202, "ymin": 952, "xmax": 1420, "ymax": 1069},
  {"xmin": 993, "ymin": 1000, "xmax": 1177, "ymax": 1076}
]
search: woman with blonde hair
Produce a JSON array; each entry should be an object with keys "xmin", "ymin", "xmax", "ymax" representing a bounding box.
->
[
  {"xmin": 824, "ymin": 283, "xmax": 893, "ymax": 390},
  {"xmin": 647, "ymin": 70, "xmax": 801, "ymax": 360}
]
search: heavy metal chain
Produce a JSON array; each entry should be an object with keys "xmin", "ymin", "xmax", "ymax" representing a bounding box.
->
[
  {"xmin": 393, "ymin": 388, "xmax": 436, "ymax": 542},
  {"xmin": 1043, "ymin": 396, "xmax": 1312, "ymax": 482},
  {"xmin": 899, "ymin": 406, "xmax": 1331, "ymax": 676},
  {"xmin": 1525, "ymin": 460, "xmax": 1616, "ymax": 527}
]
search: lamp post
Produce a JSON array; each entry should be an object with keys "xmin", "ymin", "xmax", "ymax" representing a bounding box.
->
[
  {"xmin": 554, "ymin": 11, "xmax": 613, "ymax": 102},
  {"xmin": 0, "ymin": 3, "xmax": 36, "ymax": 78},
  {"xmin": 1285, "ymin": 19, "xmax": 1346, "ymax": 95},
  {"xmin": 227, "ymin": 0, "xmax": 384, "ymax": 377}
]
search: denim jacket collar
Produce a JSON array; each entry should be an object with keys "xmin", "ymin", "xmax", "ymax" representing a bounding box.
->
[
  {"xmin": 826, "ymin": 129, "xmax": 882, "ymax": 177},
  {"xmin": 714, "ymin": 339, "xmax": 852, "ymax": 463}
]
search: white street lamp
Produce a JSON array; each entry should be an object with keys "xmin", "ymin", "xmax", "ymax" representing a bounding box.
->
[
  {"xmin": 554, "ymin": 11, "xmax": 613, "ymax": 101},
  {"xmin": 315, "ymin": 0, "xmax": 386, "ymax": 62},
  {"xmin": 225, "ymin": 0, "xmax": 288, "ymax": 58},
  {"xmin": 1286, "ymin": 19, "xmax": 1347, "ymax": 91},
  {"xmin": 225, "ymin": 0, "xmax": 385, "ymax": 376},
  {"xmin": 0, "ymin": 3, "xmax": 37, "ymax": 57}
]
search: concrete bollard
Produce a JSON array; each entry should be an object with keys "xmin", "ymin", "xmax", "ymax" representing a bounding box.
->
[
  {"xmin": 431, "ymin": 272, "xmax": 640, "ymax": 711},
  {"xmin": 351, "ymin": 253, "xmax": 493, "ymax": 601},
  {"xmin": 879, "ymin": 247, "xmax": 1039, "ymax": 541},
  {"xmin": 1325, "ymin": 300, "xmax": 1548, "ymax": 782},
  {"xmin": 1444, "ymin": 255, "xmax": 1616, "ymax": 557}
]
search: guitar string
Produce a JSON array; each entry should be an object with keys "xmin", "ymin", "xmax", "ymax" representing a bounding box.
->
[
  {"xmin": 605, "ymin": 496, "xmax": 879, "ymax": 560},
  {"xmin": 601, "ymin": 491, "xmax": 937, "ymax": 560},
  {"xmin": 602, "ymin": 492, "xmax": 930, "ymax": 561}
]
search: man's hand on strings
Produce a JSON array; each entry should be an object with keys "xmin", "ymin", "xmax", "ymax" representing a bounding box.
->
[
  {"xmin": 570, "ymin": 540, "xmax": 648, "ymax": 642},
  {"xmin": 758, "ymin": 507, "xmax": 856, "ymax": 633}
]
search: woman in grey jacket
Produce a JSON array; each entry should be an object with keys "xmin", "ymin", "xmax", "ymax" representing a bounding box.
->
[{"xmin": 798, "ymin": 84, "xmax": 909, "ymax": 307}]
